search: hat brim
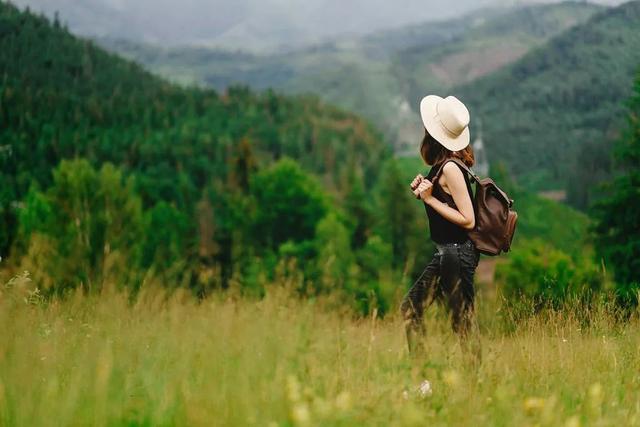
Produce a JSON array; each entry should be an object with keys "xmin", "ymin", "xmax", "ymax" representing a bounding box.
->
[{"xmin": 420, "ymin": 95, "xmax": 470, "ymax": 152}]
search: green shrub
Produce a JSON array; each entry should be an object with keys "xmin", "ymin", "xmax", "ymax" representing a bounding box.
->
[{"xmin": 496, "ymin": 238, "xmax": 604, "ymax": 307}]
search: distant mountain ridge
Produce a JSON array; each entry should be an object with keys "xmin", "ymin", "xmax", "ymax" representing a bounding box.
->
[
  {"xmin": 96, "ymin": 2, "xmax": 601, "ymax": 152},
  {"xmin": 454, "ymin": 0, "xmax": 640, "ymax": 208},
  {"xmin": 9, "ymin": 0, "xmax": 519, "ymax": 52},
  {"xmin": 394, "ymin": 1, "xmax": 604, "ymax": 101}
]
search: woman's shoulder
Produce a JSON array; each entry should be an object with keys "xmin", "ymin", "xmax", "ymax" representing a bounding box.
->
[{"xmin": 442, "ymin": 159, "xmax": 467, "ymax": 177}]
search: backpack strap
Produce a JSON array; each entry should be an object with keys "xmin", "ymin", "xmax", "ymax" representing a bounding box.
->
[{"xmin": 432, "ymin": 157, "xmax": 481, "ymax": 184}]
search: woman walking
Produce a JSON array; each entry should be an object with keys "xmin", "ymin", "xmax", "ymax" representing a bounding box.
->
[{"xmin": 401, "ymin": 94, "xmax": 481, "ymax": 362}]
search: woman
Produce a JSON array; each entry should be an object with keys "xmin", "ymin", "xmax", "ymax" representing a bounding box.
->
[{"xmin": 400, "ymin": 95, "xmax": 481, "ymax": 361}]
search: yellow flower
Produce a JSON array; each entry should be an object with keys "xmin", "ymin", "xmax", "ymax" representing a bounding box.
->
[
  {"xmin": 523, "ymin": 397, "xmax": 545, "ymax": 414},
  {"xmin": 291, "ymin": 403, "xmax": 311, "ymax": 426},
  {"xmin": 443, "ymin": 370, "xmax": 461, "ymax": 388},
  {"xmin": 286, "ymin": 375, "xmax": 301, "ymax": 403},
  {"xmin": 588, "ymin": 382, "xmax": 603, "ymax": 408},
  {"xmin": 565, "ymin": 415, "xmax": 581, "ymax": 427},
  {"xmin": 335, "ymin": 391, "xmax": 352, "ymax": 411}
]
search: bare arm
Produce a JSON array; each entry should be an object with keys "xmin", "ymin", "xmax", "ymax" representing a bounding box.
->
[{"xmin": 422, "ymin": 163, "xmax": 475, "ymax": 230}]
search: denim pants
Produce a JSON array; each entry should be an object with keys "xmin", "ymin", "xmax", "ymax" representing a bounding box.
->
[{"xmin": 400, "ymin": 238, "xmax": 481, "ymax": 354}]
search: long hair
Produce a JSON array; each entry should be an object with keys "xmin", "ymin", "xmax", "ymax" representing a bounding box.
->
[{"xmin": 419, "ymin": 128, "xmax": 474, "ymax": 167}]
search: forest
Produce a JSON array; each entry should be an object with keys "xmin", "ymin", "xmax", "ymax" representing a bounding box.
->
[
  {"xmin": 0, "ymin": 1, "xmax": 638, "ymax": 313},
  {"xmin": 457, "ymin": 1, "xmax": 640, "ymax": 208},
  {"xmin": 99, "ymin": 1, "xmax": 640, "ymax": 213},
  {"xmin": 0, "ymin": 2, "xmax": 394, "ymax": 310}
]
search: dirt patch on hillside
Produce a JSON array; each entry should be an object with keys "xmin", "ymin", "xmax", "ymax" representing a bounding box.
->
[{"xmin": 429, "ymin": 44, "xmax": 529, "ymax": 86}]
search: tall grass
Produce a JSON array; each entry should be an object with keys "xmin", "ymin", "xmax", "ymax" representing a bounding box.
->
[{"xmin": 1, "ymin": 276, "xmax": 639, "ymax": 426}]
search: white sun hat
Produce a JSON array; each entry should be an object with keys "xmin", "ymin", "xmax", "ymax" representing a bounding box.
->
[{"xmin": 420, "ymin": 95, "xmax": 471, "ymax": 152}]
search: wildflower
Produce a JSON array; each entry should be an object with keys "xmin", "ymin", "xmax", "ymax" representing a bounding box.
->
[
  {"xmin": 286, "ymin": 375, "xmax": 301, "ymax": 403},
  {"xmin": 565, "ymin": 415, "xmax": 581, "ymax": 427},
  {"xmin": 588, "ymin": 382, "xmax": 602, "ymax": 401},
  {"xmin": 335, "ymin": 391, "xmax": 352, "ymax": 411},
  {"xmin": 291, "ymin": 403, "xmax": 311, "ymax": 426},
  {"xmin": 523, "ymin": 397, "xmax": 545, "ymax": 414},
  {"xmin": 418, "ymin": 380, "xmax": 433, "ymax": 397},
  {"xmin": 443, "ymin": 370, "xmax": 461, "ymax": 388},
  {"xmin": 588, "ymin": 382, "xmax": 603, "ymax": 412}
]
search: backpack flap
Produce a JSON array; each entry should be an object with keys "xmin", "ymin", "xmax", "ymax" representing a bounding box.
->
[{"xmin": 468, "ymin": 178, "xmax": 517, "ymax": 256}]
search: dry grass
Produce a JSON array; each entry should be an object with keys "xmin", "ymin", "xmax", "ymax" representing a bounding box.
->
[{"xmin": 1, "ymin": 278, "xmax": 639, "ymax": 426}]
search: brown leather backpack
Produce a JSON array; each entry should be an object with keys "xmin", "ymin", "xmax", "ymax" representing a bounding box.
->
[{"xmin": 432, "ymin": 158, "xmax": 518, "ymax": 256}]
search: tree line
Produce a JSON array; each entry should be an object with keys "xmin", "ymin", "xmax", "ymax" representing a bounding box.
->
[{"xmin": 1, "ymin": 3, "xmax": 638, "ymax": 312}]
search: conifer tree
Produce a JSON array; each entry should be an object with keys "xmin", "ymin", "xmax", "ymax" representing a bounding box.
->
[
  {"xmin": 373, "ymin": 159, "xmax": 416, "ymax": 270},
  {"xmin": 591, "ymin": 71, "xmax": 640, "ymax": 303}
]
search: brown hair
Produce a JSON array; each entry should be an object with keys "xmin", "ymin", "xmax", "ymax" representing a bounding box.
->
[{"xmin": 419, "ymin": 128, "xmax": 474, "ymax": 167}]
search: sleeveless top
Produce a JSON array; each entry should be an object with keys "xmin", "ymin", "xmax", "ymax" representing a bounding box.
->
[{"xmin": 424, "ymin": 160, "xmax": 474, "ymax": 244}]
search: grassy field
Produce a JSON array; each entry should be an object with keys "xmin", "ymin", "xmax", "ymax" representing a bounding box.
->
[{"xmin": 1, "ymin": 275, "xmax": 639, "ymax": 427}]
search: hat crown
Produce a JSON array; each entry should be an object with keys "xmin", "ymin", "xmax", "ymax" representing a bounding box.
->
[
  {"xmin": 419, "ymin": 94, "xmax": 471, "ymax": 152},
  {"xmin": 436, "ymin": 96, "xmax": 470, "ymax": 137}
]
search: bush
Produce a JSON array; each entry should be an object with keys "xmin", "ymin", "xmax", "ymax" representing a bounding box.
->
[
  {"xmin": 250, "ymin": 158, "xmax": 329, "ymax": 251},
  {"xmin": 16, "ymin": 160, "xmax": 143, "ymax": 293},
  {"xmin": 496, "ymin": 238, "xmax": 605, "ymax": 307}
]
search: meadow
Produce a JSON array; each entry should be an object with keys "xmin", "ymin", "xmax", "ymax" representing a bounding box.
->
[
  {"xmin": 1, "ymin": 4, "xmax": 639, "ymax": 426},
  {"xmin": 1, "ymin": 274, "xmax": 639, "ymax": 427}
]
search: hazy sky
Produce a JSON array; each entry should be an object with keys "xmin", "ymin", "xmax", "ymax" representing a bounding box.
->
[{"xmin": 11, "ymin": 0, "xmax": 626, "ymax": 51}]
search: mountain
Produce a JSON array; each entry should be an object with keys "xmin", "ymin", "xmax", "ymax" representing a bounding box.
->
[
  {"xmin": 394, "ymin": 1, "xmax": 603, "ymax": 102},
  {"xmin": 9, "ymin": 0, "xmax": 511, "ymax": 52},
  {"xmin": 0, "ymin": 2, "xmax": 390, "ymax": 256},
  {"xmin": 0, "ymin": 1, "xmax": 605, "ymax": 301},
  {"xmin": 96, "ymin": 2, "xmax": 601, "ymax": 153},
  {"xmin": 454, "ymin": 0, "xmax": 640, "ymax": 208}
]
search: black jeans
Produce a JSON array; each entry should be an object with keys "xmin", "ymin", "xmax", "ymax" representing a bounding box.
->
[{"xmin": 400, "ymin": 238, "xmax": 481, "ymax": 355}]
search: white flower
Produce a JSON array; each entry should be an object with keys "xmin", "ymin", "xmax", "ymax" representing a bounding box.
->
[{"xmin": 418, "ymin": 380, "xmax": 433, "ymax": 397}]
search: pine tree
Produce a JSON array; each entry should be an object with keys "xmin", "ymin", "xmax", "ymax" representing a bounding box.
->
[
  {"xmin": 373, "ymin": 159, "xmax": 416, "ymax": 270},
  {"xmin": 343, "ymin": 166, "xmax": 373, "ymax": 249},
  {"xmin": 591, "ymin": 71, "xmax": 640, "ymax": 303}
]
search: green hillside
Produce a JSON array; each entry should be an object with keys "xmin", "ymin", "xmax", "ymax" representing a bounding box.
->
[
  {"xmin": 395, "ymin": 2, "xmax": 603, "ymax": 101},
  {"xmin": 455, "ymin": 0, "xmax": 640, "ymax": 209},
  {"xmin": 1, "ymin": 3, "xmax": 438, "ymax": 313},
  {"xmin": 97, "ymin": 3, "xmax": 599, "ymax": 151},
  {"xmin": 0, "ymin": 2, "xmax": 611, "ymax": 312},
  {"xmin": 96, "ymin": 17, "xmax": 471, "ymax": 149},
  {"xmin": 0, "ymin": 2, "xmax": 390, "ymax": 257}
]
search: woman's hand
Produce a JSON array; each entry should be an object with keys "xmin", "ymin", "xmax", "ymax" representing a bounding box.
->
[
  {"xmin": 410, "ymin": 174, "xmax": 424, "ymax": 191},
  {"xmin": 413, "ymin": 179, "xmax": 433, "ymax": 201}
]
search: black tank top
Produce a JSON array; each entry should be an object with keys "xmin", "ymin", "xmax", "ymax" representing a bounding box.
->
[{"xmin": 424, "ymin": 160, "xmax": 474, "ymax": 244}]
